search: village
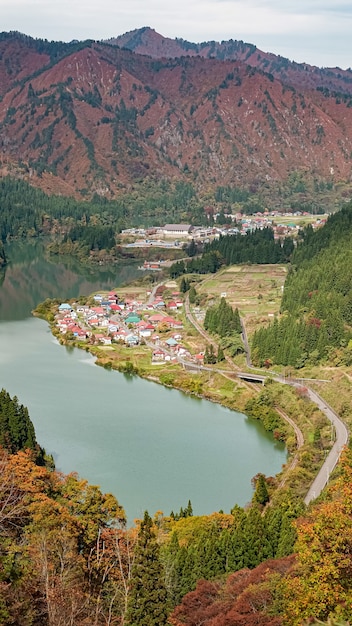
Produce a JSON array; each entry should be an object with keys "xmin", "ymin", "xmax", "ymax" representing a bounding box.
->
[
  {"xmin": 54, "ymin": 285, "xmax": 206, "ymax": 366},
  {"xmin": 120, "ymin": 211, "xmax": 327, "ymax": 248},
  {"xmin": 53, "ymin": 211, "xmax": 328, "ymax": 372}
]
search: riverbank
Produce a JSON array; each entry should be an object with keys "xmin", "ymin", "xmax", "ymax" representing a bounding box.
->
[{"xmin": 33, "ymin": 277, "xmax": 335, "ymax": 504}]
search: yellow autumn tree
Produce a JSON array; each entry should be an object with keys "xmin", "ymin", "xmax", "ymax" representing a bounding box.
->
[{"xmin": 284, "ymin": 448, "xmax": 352, "ymax": 624}]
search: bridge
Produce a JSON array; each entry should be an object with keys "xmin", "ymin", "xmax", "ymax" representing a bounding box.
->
[{"xmin": 236, "ymin": 372, "xmax": 266, "ymax": 384}]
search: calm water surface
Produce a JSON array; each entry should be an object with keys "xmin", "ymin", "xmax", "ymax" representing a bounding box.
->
[{"xmin": 0, "ymin": 241, "xmax": 286, "ymax": 522}]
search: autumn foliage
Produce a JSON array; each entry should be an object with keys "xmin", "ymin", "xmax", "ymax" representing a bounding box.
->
[
  {"xmin": 169, "ymin": 556, "xmax": 295, "ymax": 626},
  {"xmin": 2, "ymin": 436, "xmax": 352, "ymax": 625},
  {"xmin": 0, "ymin": 447, "xmax": 135, "ymax": 625},
  {"xmin": 283, "ymin": 448, "xmax": 352, "ymax": 624}
]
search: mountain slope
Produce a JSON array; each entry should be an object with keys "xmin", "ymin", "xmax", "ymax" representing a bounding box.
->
[
  {"xmin": 109, "ymin": 27, "xmax": 352, "ymax": 95},
  {"xmin": 1, "ymin": 32, "xmax": 352, "ymax": 198}
]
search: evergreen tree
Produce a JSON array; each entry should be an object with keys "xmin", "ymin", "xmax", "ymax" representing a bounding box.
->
[
  {"xmin": 125, "ymin": 511, "xmax": 169, "ymax": 626},
  {"xmin": 188, "ymin": 285, "xmax": 197, "ymax": 304},
  {"xmin": 180, "ymin": 276, "xmax": 189, "ymax": 293},
  {"xmin": 187, "ymin": 239, "xmax": 197, "ymax": 257},
  {"xmin": 217, "ymin": 346, "xmax": 225, "ymax": 362},
  {"xmin": 253, "ymin": 473, "xmax": 270, "ymax": 506},
  {"xmin": 185, "ymin": 499, "xmax": 193, "ymax": 517},
  {"xmin": 204, "ymin": 344, "xmax": 217, "ymax": 364},
  {"xmin": 0, "ymin": 389, "xmax": 41, "ymax": 458}
]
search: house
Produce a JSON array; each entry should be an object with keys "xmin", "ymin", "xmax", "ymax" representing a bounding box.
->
[
  {"xmin": 91, "ymin": 306, "xmax": 105, "ymax": 317},
  {"xmin": 87, "ymin": 317, "xmax": 99, "ymax": 327},
  {"xmin": 136, "ymin": 321, "xmax": 154, "ymax": 338},
  {"xmin": 125, "ymin": 313, "xmax": 141, "ymax": 325},
  {"xmin": 152, "ymin": 349, "xmax": 166, "ymax": 362},
  {"xmin": 141, "ymin": 260, "xmax": 162, "ymax": 271},
  {"xmin": 125, "ymin": 334, "xmax": 139, "ymax": 346},
  {"xmin": 163, "ymin": 316, "xmax": 183, "ymax": 329},
  {"xmin": 165, "ymin": 338, "xmax": 179, "ymax": 348},
  {"xmin": 167, "ymin": 301, "xmax": 178, "ymax": 311},
  {"xmin": 92, "ymin": 333, "xmax": 105, "ymax": 343},
  {"xmin": 148, "ymin": 314, "xmax": 166, "ymax": 323},
  {"xmin": 59, "ymin": 303, "xmax": 72, "ymax": 312},
  {"xmin": 138, "ymin": 327, "xmax": 154, "ymax": 338},
  {"xmin": 100, "ymin": 336, "xmax": 112, "ymax": 345}
]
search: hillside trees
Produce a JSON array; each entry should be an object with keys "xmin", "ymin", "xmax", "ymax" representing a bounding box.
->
[
  {"xmin": 283, "ymin": 448, "xmax": 352, "ymax": 624},
  {"xmin": 160, "ymin": 496, "xmax": 301, "ymax": 608},
  {"xmin": 0, "ymin": 388, "xmax": 45, "ymax": 463},
  {"xmin": 251, "ymin": 203, "xmax": 352, "ymax": 367},
  {"xmin": 125, "ymin": 511, "xmax": 169, "ymax": 625},
  {"xmin": 245, "ymin": 388, "xmax": 287, "ymax": 440},
  {"xmin": 0, "ymin": 449, "xmax": 128, "ymax": 625},
  {"xmin": 169, "ymin": 229, "xmax": 293, "ymax": 278},
  {"xmin": 207, "ymin": 228, "xmax": 294, "ymax": 265},
  {"xmin": 204, "ymin": 297, "xmax": 244, "ymax": 357},
  {"xmin": 168, "ymin": 448, "xmax": 352, "ymax": 624},
  {"xmin": 204, "ymin": 297, "xmax": 242, "ymax": 337}
]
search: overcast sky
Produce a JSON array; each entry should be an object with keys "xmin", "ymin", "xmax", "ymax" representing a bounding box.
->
[{"xmin": 2, "ymin": 0, "xmax": 351, "ymax": 70}]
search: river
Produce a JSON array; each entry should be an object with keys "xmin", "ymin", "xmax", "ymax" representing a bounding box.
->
[{"xmin": 0, "ymin": 240, "xmax": 286, "ymax": 522}]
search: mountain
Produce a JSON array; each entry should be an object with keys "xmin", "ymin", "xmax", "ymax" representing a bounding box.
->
[
  {"xmin": 109, "ymin": 26, "xmax": 352, "ymax": 95},
  {"xmin": 1, "ymin": 30, "xmax": 352, "ymax": 199}
]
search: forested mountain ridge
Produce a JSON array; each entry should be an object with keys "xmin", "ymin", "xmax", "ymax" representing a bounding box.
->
[
  {"xmin": 110, "ymin": 26, "xmax": 352, "ymax": 95},
  {"xmin": 252, "ymin": 203, "xmax": 352, "ymax": 368},
  {"xmin": 1, "ymin": 31, "xmax": 352, "ymax": 201}
]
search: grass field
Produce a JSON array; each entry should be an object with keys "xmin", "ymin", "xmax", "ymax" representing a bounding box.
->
[{"xmin": 198, "ymin": 264, "xmax": 287, "ymax": 338}]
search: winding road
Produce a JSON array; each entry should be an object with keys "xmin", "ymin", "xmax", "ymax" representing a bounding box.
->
[
  {"xmin": 183, "ymin": 293, "xmax": 349, "ymax": 504},
  {"xmin": 141, "ymin": 285, "xmax": 348, "ymax": 505},
  {"xmin": 239, "ymin": 318, "xmax": 349, "ymax": 504},
  {"xmin": 298, "ymin": 386, "xmax": 348, "ymax": 505}
]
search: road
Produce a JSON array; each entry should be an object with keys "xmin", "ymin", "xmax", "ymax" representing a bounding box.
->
[
  {"xmin": 185, "ymin": 298, "xmax": 349, "ymax": 503},
  {"xmin": 240, "ymin": 318, "xmax": 349, "ymax": 504},
  {"xmin": 147, "ymin": 280, "xmax": 164, "ymax": 305},
  {"xmin": 148, "ymin": 286, "xmax": 349, "ymax": 505},
  {"xmin": 299, "ymin": 386, "xmax": 348, "ymax": 505}
]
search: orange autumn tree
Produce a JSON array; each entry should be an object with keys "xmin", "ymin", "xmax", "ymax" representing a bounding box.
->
[
  {"xmin": 0, "ymin": 448, "xmax": 134, "ymax": 625},
  {"xmin": 284, "ymin": 447, "xmax": 352, "ymax": 624}
]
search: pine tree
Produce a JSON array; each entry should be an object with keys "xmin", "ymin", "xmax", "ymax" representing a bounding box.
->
[
  {"xmin": 180, "ymin": 277, "xmax": 189, "ymax": 293},
  {"xmin": 125, "ymin": 511, "xmax": 169, "ymax": 626},
  {"xmin": 217, "ymin": 346, "xmax": 225, "ymax": 362},
  {"xmin": 188, "ymin": 285, "xmax": 196, "ymax": 304},
  {"xmin": 253, "ymin": 473, "xmax": 270, "ymax": 506},
  {"xmin": 185, "ymin": 499, "xmax": 193, "ymax": 517}
]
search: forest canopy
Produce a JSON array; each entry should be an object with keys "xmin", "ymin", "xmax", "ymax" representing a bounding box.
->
[{"xmin": 251, "ymin": 203, "xmax": 352, "ymax": 368}]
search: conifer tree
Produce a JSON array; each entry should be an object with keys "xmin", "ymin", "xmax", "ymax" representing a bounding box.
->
[
  {"xmin": 0, "ymin": 389, "xmax": 39, "ymax": 456},
  {"xmin": 188, "ymin": 285, "xmax": 196, "ymax": 304},
  {"xmin": 253, "ymin": 473, "xmax": 270, "ymax": 506},
  {"xmin": 217, "ymin": 346, "xmax": 225, "ymax": 362},
  {"xmin": 180, "ymin": 276, "xmax": 189, "ymax": 293},
  {"xmin": 125, "ymin": 511, "xmax": 169, "ymax": 626}
]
